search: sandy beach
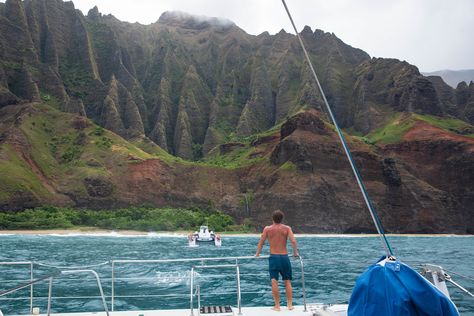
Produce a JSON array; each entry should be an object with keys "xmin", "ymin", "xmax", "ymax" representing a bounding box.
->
[{"xmin": 0, "ymin": 228, "xmax": 186, "ymax": 236}]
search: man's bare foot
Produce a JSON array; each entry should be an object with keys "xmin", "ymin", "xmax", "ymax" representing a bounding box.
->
[
  {"xmin": 288, "ymin": 306, "xmax": 294, "ymax": 310},
  {"xmin": 271, "ymin": 306, "xmax": 281, "ymax": 311}
]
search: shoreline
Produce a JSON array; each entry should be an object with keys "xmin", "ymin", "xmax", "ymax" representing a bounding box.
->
[{"xmin": 0, "ymin": 228, "xmax": 472, "ymax": 237}]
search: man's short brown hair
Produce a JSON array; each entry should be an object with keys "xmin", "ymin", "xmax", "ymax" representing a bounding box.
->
[{"xmin": 272, "ymin": 210, "xmax": 284, "ymax": 223}]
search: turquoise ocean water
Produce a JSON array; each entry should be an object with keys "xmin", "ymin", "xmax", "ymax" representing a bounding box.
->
[{"xmin": 0, "ymin": 234, "xmax": 473, "ymax": 315}]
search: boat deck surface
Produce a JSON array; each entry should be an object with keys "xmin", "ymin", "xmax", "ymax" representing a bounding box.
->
[{"xmin": 23, "ymin": 305, "xmax": 348, "ymax": 316}]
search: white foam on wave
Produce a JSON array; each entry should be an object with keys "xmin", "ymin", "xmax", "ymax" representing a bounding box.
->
[
  {"xmin": 1, "ymin": 232, "xmax": 471, "ymax": 238},
  {"xmin": 147, "ymin": 232, "xmax": 188, "ymax": 237},
  {"xmin": 43, "ymin": 231, "xmax": 188, "ymax": 238},
  {"xmin": 223, "ymin": 234, "xmax": 473, "ymax": 238},
  {"xmin": 47, "ymin": 232, "xmax": 129, "ymax": 237}
]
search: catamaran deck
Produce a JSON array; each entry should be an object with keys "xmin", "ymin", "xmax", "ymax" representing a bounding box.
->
[
  {"xmin": 1, "ymin": 257, "xmax": 349, "ymax": 316},
  {"xmin": 20, "ymin": 305, "xmax": 348, "ymax": 316}
]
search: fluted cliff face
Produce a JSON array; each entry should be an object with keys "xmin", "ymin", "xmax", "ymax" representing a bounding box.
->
[
  {"xmin": 1, "ymin": 0, "xmax": 472, "ymax": 159},
  {"xmin": 0, "ymin": 0, "xmax": 473, "ymax": 233},
  {"xmin": 1, "ymin": 103, "xmax": 472, "ymax": 233}
]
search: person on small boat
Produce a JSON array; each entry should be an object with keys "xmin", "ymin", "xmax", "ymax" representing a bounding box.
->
[{"xmin": 255, "ymin": 210, "xmax": 299, "ymax": 311}]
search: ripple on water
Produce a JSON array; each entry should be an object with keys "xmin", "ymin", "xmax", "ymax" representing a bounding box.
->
[{"xmin": 0, "ymin": 235, "xmax": 472, "ymax": 315}]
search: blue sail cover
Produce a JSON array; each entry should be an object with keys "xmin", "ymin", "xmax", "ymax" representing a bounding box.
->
[{"xmin": 348, "ymin": 257, "xmax": 459, "ymax": 316}]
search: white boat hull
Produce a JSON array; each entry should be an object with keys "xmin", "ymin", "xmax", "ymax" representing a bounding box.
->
[{"xmin": 20, "ymin": 305, "xmax": 347, "ymax": 316}]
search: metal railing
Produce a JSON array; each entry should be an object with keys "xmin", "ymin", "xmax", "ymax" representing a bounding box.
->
[
  {"xmin": 0, "ymin": 262, "xmax": 34, "ymax": 314},
  {"xmin": 1, "ymin": 255, "xmax": 307, "ymax": 315},
  {"xmin": 0, "ymin": 268, "xmax": 109, "ymax": 316},
  {"xmin": 190, "ymin": 264, "xmax": 242, "ymax": 316},
  {"xmin": 55, "ymin": 270, "xmax": 109, "ymax": 316},
  {"xmin": 111, "ymin": 255, "xmax": 307, "ymax": 313}
]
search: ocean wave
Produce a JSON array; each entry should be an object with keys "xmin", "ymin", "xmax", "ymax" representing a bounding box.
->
[
  {"xmin": 44, "ymin": 231, "xmax": 189, "ymax": 238},
  {"xmin": 0, "ymin": 232, "xmax": 471, "ymax": 238}
]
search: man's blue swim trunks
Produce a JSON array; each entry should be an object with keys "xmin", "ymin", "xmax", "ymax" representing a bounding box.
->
[{"xmin": 269, "ymin": 254, "xmax": 292, "ymax": 280}]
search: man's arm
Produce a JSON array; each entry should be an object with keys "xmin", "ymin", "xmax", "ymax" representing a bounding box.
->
[
  {"xmin": 288, "ymin": 227, "xmax": 299, "ymax": 257},
  {"xmin": 255, "ymin": 227, "xmax": 268, "ymax": 257}
]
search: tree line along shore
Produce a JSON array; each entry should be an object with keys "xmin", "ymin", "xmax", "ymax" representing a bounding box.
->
[{"xmin": 0, "ymin": 206, "xmax": 255, "ymax": 233}]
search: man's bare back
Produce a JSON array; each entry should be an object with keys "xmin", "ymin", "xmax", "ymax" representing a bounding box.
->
[
  {"xmin": 254, "ymin": 210, "xmax": 298, "ymax": 311},
  {"xmin": 262, "ymin": 224, "xmax": 296, "ymax": 255},
  {"xmin": 255, "ymin": 223, "xmax": 298, "ymax": 257}
]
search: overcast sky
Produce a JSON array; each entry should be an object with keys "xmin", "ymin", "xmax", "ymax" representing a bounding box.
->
[{"xmin": 10, "ymin": 0, "xmax": 474, "ymax": 72}]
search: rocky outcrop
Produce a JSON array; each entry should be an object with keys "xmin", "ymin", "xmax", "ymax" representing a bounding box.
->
[
  {"xmin": 63, "ymin": 98, "xmax": 86, "ymax": 116},
  {"xmin": 382, "ymin": 122, "xmax": 474, "ymax": 233},
  {"xmin": 237, "ymin": 59, "xmax": 275, "ymax": 135},
  {"xmin": 0, "ymin": 3, "xmax": 473, "ymax": 233},
  {"xmin": 261, "ymin": 110, "xmax": 467, "ymax": 233},
  {"xmin": 173, "ymin": 105, "xmax": 193, "ymax": 159},
  {"xmin": 84, "ymin": 176, "xmax": 114, "ymax": 198},
  {"xmin": 353, "ymin": 59, "xmax": 445, "ymax": 133},
  {"xmin": 0, "ymin": 79, "xmax": 20, "ymax": 107},
  {"xmin": 1, "ymin": 3, "xmax": 472, "ymax": 158},
  {"xmin": 98, "ymin": 76, "xmax": 144, "ymax": 138},
  {"xmin": 8, "ymin": 65, "xmax": 40, "ymax": 102},
  {"xmin": 0, "ymin": 103, "xmax": 471, "ymax": 233},
  {"xmin": 149, "ymin": 78, "xmax": 174, "ymax": 151},
  {"xmin": 1, "ymin": 0, "xmax": 37, "ymax": 64},
  {"xmin": 455, "ymin": 81, "xmax": 474, "ymax": 124}
]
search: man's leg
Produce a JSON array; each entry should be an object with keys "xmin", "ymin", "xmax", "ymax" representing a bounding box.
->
[
  {"xmin": 284, "ymin": 280, "xmax": 293, "ymax": 310},
  {"xmin": 271, "ymin": 278, "xmax": 281, "ymax": 311}
]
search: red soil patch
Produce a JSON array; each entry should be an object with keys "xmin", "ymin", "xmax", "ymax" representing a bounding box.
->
[{"xmin": 403, "ymin": 121, "xmax": 474, "ymax": 146}]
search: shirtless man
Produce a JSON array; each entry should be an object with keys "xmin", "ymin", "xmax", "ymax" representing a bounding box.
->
[{"xmin": 255, "ymin": 210, "xmax": 299, "ymax": 311}]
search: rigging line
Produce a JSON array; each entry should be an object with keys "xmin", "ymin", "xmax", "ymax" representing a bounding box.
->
[
  {"xmin": 445, "ymin": 269, "xmax": 474, "ymax": 282},
  {"xmin": 447, "ymin": 279, "xmax": 474, "ymax": 299},
  {"xmin": 281, "ymin": 0, "xmax": 393, "ymax": 257}
]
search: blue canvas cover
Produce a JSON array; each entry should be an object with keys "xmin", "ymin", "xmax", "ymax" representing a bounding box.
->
[{"xmin": 348, "ymin": 257, "xmax": 459, "ymax": 316}]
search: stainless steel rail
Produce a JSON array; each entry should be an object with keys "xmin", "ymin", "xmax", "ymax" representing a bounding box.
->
[
  {"xmin": 2, "ymin": 256, "xmax": 306, "ymax": 314},
  {"xmin": 189, "ymin": 264, "xmax": 242, "ymax": 316},
  {"xmin": 111, "ymin": 255, "xmax": 307, "ymax": 312},
  {"xmin": 0, "ymin": 268, "xmax": 109, "ymax": 316},
  {"xmin": 447, "ymin": 279, "xmax": 474, "ymax": 298},
  {"xmin": 0, "ymin": 273, "xmax": 59, "ymax": 297},
  {"xmin": 0, "ymin": 271, "xmax": 60, "ymax": 316},
  {"xmin": 0, "ymin": 261, "xmax": 34, "ymax": 314},
  {"xmin": 50, "ymin": 270, "xmax": 110, "ymax": 316}
]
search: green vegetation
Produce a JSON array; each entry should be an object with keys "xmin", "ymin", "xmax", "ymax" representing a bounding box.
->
[
  {"xmin": 196, "ymin": 124, "xmax": 282, "ymax": 168},
  {"xmin": 366, "ymin": 112, "xmax": 474, "ymax": 144},
  {"xmin": 0, "ymin": 61, "xmax": 23, "ymax": 70},
  {"xmin": 279, "ymin": 161, "xmax": 297, "ymax": 171},
  {"xmin": 132, "ymin": 137, "xmax": 183, "ymax": 164},
  {"xmin": 0, "ymin": 103, "xmax": 161, "ymax": 204},
  {"xmin": 95, "ymin": 136, "xmax": 112, "ymax": 149},
  {"xmin": 413, "ymin": 113, "xmax": 473, "ymax": 134},
  {"xmin": 40, "ymin": 92, "xmax": 61, "ymax": 110},
  {"xmin": 0, "ymin": 145, "xmax": 51, "ymax": 201},
  {"xmin": 61, "ymin": 145, "xmax": 83, "ymax": 162},
  {"xmin": 366, "ymin": 113, "xmax": 414, "ymax": 144},
  {"xmin": 58, "ymin": 61, "xmax": 96, "ymax": 99},
  {"xmin": 192, "ymin": 143, "xmax": 203, "ymax": 160},
  {"xmin": 0, "ymin": 206, "xmax": 252, "ymax": 232},
  {"xmin": 92, "ymin": 126, "xmax": 105, "ymax": 136},
  {"xmin": 201, "ymin": 144, "xmax": 264, "ymax": 168}
]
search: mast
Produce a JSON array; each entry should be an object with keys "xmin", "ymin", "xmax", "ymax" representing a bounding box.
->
[{"xmin": 281, "ymin": 0, "xmax": 394, "ymax": 257}]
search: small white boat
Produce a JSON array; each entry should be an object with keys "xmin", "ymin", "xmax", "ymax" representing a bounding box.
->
[{"xmin": 188, "ymin": 226, "xmax": 222, "ymax": 247}]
